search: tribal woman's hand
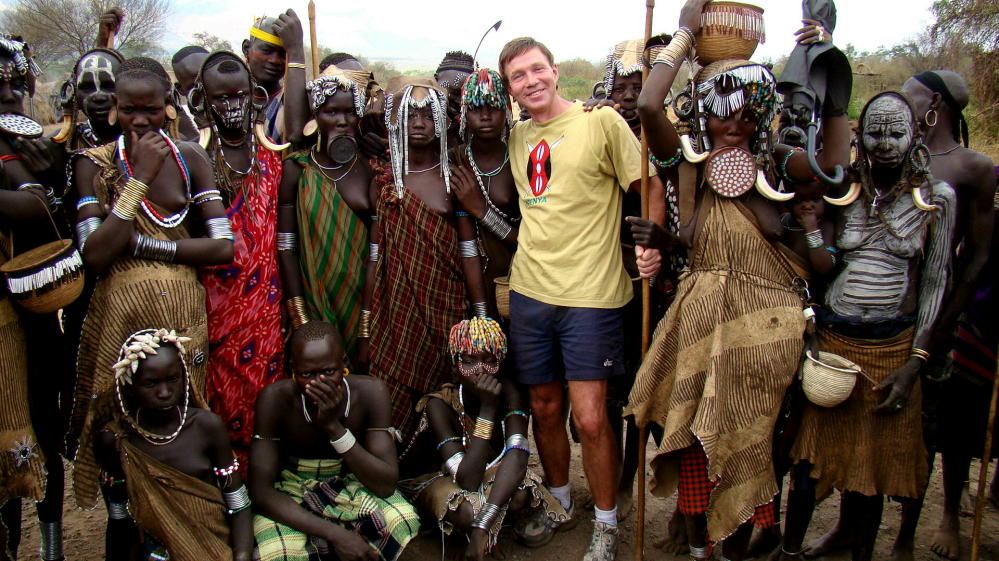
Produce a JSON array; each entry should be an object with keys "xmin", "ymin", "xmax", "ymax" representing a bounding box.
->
[
  {"xmin": 128, "ymin": 131, "xmax": 171, "ymax": 185},
  {"xmin": 464, "ymin": 529, "xmax": 489, "ymax": 561},
  {"xmin": 873, "ymin": 358, "xmax": 922, "ymax": 415},
  {"xmin": 469, "ymin": 372, "xmax": 502, "ymax": 410},
  {"xmin": 679, "ymin": 0, "xmax": 711, "ymax": 34},
  {"xmin": 451, "ymin": 162, "xmax": 489, "ymax": 219},
  {"xmin": 627, "ymin": 216, "xmax": 679, "ymax": 253},
  {"xmin": 327, "ymin": 525, "xmax": 380, "ymax": 561}
]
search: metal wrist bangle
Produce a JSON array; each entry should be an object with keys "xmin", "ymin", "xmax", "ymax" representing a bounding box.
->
[
  {"xmin": 459, "ymin": 239, "xmax": 480, "ymax": 258},
  {"xmin": 805, "ymin": 229, "xmax": 823, "ymax": 249},
  {"xmin": 277, "ymin": 231, "xmax": 297, "ymax": 251},
  {"xmin": 471, "ymin": 503, "xmax": 502, "ymax": 531},
  {"xmin": 133, "ymin": 234, "xmax": 177, "ymax": 262},
  {"xmin": 444, "ymin": 451, "xmax": 465, "ymax": 477},
  {"xmin": 76, "ymin": 216, "xmax": 102, "ymax": 251},
  {"xmin": 108, "ymin": 501, "xmax": 130, "ymax": 520},
  {"xmin": 369, "ymin": 243, "xmax": 379, "ymax": 262},
  {"xmin": 471, "ymin": 301, "xmax": 488, "ymax": 318},
  {"xmin": 206, "ymin": 217, "xmax": 234, "ymax": 241},
  {"xmin": 223, "ymin": 484, "xmax": 251, "ymax": 514},
  {"xmin": 482, "ymin": 208, "xmax": 512, "ymax": 240}
]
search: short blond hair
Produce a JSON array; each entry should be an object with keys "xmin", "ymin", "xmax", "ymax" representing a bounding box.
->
[{"xmin": 498, "ymin": 37, "xmax": 555, "ymax": 82}]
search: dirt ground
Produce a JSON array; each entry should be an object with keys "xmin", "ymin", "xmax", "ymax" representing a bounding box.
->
[{"xmin": 14, "ymin": 445, "xmax": 999, "ymax": 561}]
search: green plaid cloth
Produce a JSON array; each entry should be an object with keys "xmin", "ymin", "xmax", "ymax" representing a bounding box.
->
[{"xmin": 254, "ymin": 458, "xmax": 420, "ymax": 561}]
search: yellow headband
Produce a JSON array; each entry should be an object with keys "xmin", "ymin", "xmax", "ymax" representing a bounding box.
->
[{"xmin": 249, "ymin": 26, "xmax": 283, "ymax": 47}]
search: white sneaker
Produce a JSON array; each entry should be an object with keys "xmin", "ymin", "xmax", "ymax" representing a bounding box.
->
[{"xmin": 581, "ymin": 521, "xmax": 619, "ymax": 561}]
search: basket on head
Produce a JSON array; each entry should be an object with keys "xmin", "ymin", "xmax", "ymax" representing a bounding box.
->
[
  {"xmin": 494, "ymin": 276, "xmax": 510, "ymax": 319},
  {"xmin": 696, "ymin": 1, "xmax": 766, "ymax": 65},
  {"xmin": 1, "ymin": 239, "xmax": 85, "ymax": 314},
  {"xmin": 800, "ymin": 350, "xmax": 862, "ymax": 407}
]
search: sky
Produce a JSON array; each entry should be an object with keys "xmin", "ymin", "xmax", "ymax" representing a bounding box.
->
[{"xmin": 161, "ymin": 0, "xmax": 936, "ymax": 70}]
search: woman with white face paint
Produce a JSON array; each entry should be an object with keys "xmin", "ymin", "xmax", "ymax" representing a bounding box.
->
[{"xmin": 780, "ymin": 91, "xmax": 957, "ymax": 561}]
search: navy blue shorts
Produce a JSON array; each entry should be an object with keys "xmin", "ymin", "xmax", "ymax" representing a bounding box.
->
[{"xmin": 509, "ymin": 291, "xmax": 625, "ymax": 385}]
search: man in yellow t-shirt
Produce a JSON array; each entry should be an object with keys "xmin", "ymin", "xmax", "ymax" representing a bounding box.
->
[{"xmin": 499, "ymin": 36, "xmax": 664, "ymax": 561}]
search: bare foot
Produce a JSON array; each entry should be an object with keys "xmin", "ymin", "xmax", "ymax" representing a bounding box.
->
[
  {"xmin": 654, "ymin": 507, "xmax": 688, "ymax": 555},
  {"xmin": 960, "ymin": 482, "xmax": 974, "ymax": 516},
  {"xmin": 615, "ymin": 489, "xmax": 634, "ymax": 522},
  {"xmin": 802, "ymin": 527, "xmax": 853, "ymax": 559},
  {"xmin": 889, "ymin": 542, "xmax": 915, "ymax": 561},
  {"xmin": 930, "ymin": 511, "xmax": 961, "ymax": 560},
  {"xmin": 746, "ymin": 526, "xmax": 781, "ymax": 559}
]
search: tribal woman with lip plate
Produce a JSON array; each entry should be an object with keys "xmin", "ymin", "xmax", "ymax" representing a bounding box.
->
[
  {"xmin": 94, "ymin": 329, "xmax": 253, "ymax": 561},
  {"xmin": 68, "ymin": 57, "xmax": 234, "ymax": 532},
  {"xmin": 780, "ymin": 91, "xmax": 956, "ymax": 561},
  {"xmin": 277, "ymin": 65, "xmax": 375, "ymax": 366},
  {"xmin": 450, "ymin": 68, "xmax": 519, "ymax": 318},
  {"xmin": 625, "ymin": 1, "xmax": 851, "ymax": 559},
  {"xmin": 0, "ymin": 34, "xmax": 51, "ymax": 561},
  {"xmin": 191, "ymin": 51, "xmax": 285, "ymax": 468},
  {"xmin": 55, "ymin": 47, "xmax": 124, "ymax": 153},
  {"xmin": 368, "ymin": 77, "xmax": 490, "ymax": 441},
  {"xmin": 893, "ymin": 70, "xmax": 996, "ymax": 561}
]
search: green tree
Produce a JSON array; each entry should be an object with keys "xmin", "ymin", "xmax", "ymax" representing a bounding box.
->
[{"xmin": 192, "ymin": 31, "xmax": 232, "ymax": 53}]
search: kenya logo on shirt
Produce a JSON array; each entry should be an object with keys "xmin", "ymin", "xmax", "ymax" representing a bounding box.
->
[{"xmin": 526, "ymin": 136, "xmax": 564, "ymax": 196}]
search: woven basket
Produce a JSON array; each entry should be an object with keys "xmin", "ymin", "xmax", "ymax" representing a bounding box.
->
[
  {"xmin": 494, "ymin": 276, "xmax": 510, "ymax": 319},
  {"xmin": 1, "ymin": 239, "xmax": 85, "ymax": 314},
  {"xmin": 800, "ymin": 350, "xmax": 863, "ymax": 407},
  {"xmin": 696, "ymin": 1, "xmax": 766, "ymax": 64}
]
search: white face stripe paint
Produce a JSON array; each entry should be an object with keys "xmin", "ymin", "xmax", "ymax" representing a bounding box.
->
[
  {"xmin": 76, "ymin": 54, "xmax": 116, "ymax": 93},
  {"xmin": 862, "ymin": 96, "xmax": 914, "ymax": 168}
]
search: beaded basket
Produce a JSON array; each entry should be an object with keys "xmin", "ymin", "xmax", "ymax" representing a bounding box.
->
[
  {"xmin": 1, "ymin": 239, "xmax": 84, "ymax": 313},
  {"xmin": 696, "ymin": 2, "xmax": 766, "ymax": 65},
  {"xmin": 800, "ymin": 350, "xmax": 863, "ymax": 408}
]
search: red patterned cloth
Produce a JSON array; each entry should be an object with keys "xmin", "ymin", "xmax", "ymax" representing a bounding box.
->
[
  {"xmin": 200, "ymin": 147, "xmax": 284, "ymax": 467},
  {"xmin": 677, "ymin": 443, "xmax": 776, "ymax": 529},
  {"xmin": 369, "ymin": 184, "xmax": 467, "ymax": 440}
]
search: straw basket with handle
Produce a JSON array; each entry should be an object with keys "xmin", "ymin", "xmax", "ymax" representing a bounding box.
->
[
  {"xmin": 696, "ymin": 1, "xmax": 766, "ymax": 65},
  {"xmin": 1, "ymin": 197, "xmax": 85, "ymax": 314},
  {"xmin": 799, "ymin": 349, "xmax": 866, "ymax": 407},
  {"xmin": 494, "ymin": 276, "xmax": 510, "ymax": 319}
]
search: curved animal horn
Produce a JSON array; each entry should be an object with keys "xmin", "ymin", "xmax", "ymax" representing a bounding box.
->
[
  {"xmin": 679, "ymin": 134, "xmax": 708, "ymax": 163},
  {"xmin": 755, "ymin": 169, "xmax": 794, "ymax": 202},
  {"xmin": 255, "ymin": 123, "xmax": 290, "ymax": 152},
  {"xmin": 823, "ymin": 183, "xmax": 861, "ymax": 206},
  {"xmin": 51, "ymin": 114, "xmax": 74, "ymax": 144},
  {"xmin": 912, "ymin": 185, "xmax": 938, "ymax": 211},
  {"xmin": 806, "ymin": 122, "xmax": 846, "ymax": 186},
  {"xmin": 198, "ymin": 128, "xmax": 211, "ymax": 149}
]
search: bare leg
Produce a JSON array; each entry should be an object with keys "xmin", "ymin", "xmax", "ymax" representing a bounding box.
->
[
  {"xmin": 529, "ymin": 381, "xmax": 571, "ymax": 488},
  {"xmin": 721, "ymin": 521, "xmax": 754, "ymax": 561},
  {"xmin": 686, "ymin": 512, "xmax": 709, "ymax": 559},
  {"xmin": 931, "ymin": 449, "xmax": 971, "ymax": 560},
  {"xmin": 615, "ymin": 412, "xmax": 637, "ymax": 519},
  {"xmin": 778, "ymin": 464, "xmax": 816, "ymax": 560},
  {"xmin": 803, "ymin": 492, "xmax": 855, "ymax": 558},
  {"xmin": 850, "ymin": 493, "xmax": 884, "ymax": 561},
  {"xmin": 1, "ymin": 498, "xmax": 22, "ymax": 559},
  {"xmin": 654, "ymin": 505, "xmax": 689, "ymax": 554},
  {"xmin": 568, "ymin": 380, "xmax": 619, "ymax": 511}
]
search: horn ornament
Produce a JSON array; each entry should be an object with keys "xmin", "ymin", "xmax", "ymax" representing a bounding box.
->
[
  {"xmin": 754, "ymin": 169, "xmax": 794, "ymax": 201},
  {"xmin": 823, "ymin": 183, "xmax": 861, "ymax": 206},
  {"xmin": 255, "ymin": 123, "xmax": 290, "ymax": 152},
  {"xmin": 679, "ymin": 134, "xmax": 708, "ymax": 163}
]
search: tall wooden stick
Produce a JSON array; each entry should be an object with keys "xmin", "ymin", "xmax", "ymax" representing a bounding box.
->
[
  {"xmin": 970, "ymin": 359, "xmax": 999, "ymax": 561},
  {"xmin": 308, "ymin": 1, "xmax": 319, "ymax": 77},
  {"xmin": 635, "ymin": 1, "xmax": 655, "ymax": 560}
]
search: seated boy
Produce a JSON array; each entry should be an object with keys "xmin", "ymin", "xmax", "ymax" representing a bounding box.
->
[
  {"xmin": 250, "ymin": 321, "xmax": 419, "ymax": 561},
  {"xmin": 399, "ymin": 317, "xmax": 568, "ymax": 560}
]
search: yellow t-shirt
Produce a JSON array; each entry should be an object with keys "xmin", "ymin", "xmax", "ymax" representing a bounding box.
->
[{"xmin": 509, "ymin": 102, "xmax": 645, "ymax": 308}]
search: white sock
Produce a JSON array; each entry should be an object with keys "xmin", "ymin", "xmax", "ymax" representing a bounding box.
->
[
  {"xmin": 549, "ymin": 484, "xmax": 572, "ymax": 510},
  {"xmin": 594, "ymin": 505, "xmax": 618, "ymax": 527}
]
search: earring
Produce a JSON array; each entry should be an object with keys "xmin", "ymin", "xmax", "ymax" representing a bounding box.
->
[
  {"xmin": 303, "ymin": 119, "xmax": 318, "ymax": 137},
  {"xmin": 108, "ymin": 106, "xmax": 117, "ymax": 125},
  {"xmin": 165, "ymin": 105, "xmax": 177, "ymax": 120},
  {"xmin": 924, "ymin": 109, "xmax": 938, "ymax": 127}
]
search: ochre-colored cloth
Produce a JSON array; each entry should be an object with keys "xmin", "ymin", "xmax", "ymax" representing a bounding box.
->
[
  {"xmin": 70, "ymin": 142, "xmax": 209, "ymax": 510},
  {"xmin": 791, "ymin": 327, "xmax": 928, "ymax": 498},
  {"xmin": 116, "ymin": 428, "xmax": 233, "ymax": 561},
  {"xmin": 253, "ymin": 458, "xmax": 419, "ymax": 561},
  {"xmin": 287, "ymin": 150, "xmax": 369, "ymax": 358},
  {"xmin": 0, "ymin": 295, "xmax": 46, "ymax": 509},
  {"xmin": 626, "ymin": 196, "xmax": 805, "ymax": 541},
  {"xmin": 200, "ymin": 147, "xmax": 284, "ymax": 466},
  {"xmin": 508, "ymin": 102, "xmax": 651, "ymax": 308},
  {"xmin": 369, "ymin": 186, "xmax": 466, "ymax": 439}
]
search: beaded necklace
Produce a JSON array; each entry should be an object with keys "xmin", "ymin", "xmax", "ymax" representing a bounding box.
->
[
  {"xmin": 466, "ymin": 140, "xmax": 518, "ymax": 224},
  {"xmin": 117, "ymin": 132, "xmax": 192, "ymax": 229}
]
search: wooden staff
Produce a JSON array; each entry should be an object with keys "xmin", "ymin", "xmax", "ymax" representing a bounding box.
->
[
  {"xmin": 635, "ymin": 1, "xmax": 655, "ymax": 560},
  {"xmin": 970, "ymin": 358, "xmax": 999, "ymax": 561},
  {"xmin": 308, "ymin": 1, "xmax": 319, "ymax": 78}
]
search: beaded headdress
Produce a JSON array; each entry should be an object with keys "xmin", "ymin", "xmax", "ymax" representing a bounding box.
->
[
  {"xmin": 448, "ymin": 317, "xmax": 508, "ymax": 363},
  {"xmin": 602, "ymin": 39, "xmax": 643, "ymax": 95},
  {"xmin": 306, "ymin": 65, "xmax": 366, "ymax": 116},
  {"xmin": 687, "ymin": 60, "xmax": 778, "ymax": 156},
  {"xmin": 0, "ymin": 34, "xmax": 40, "ymax": 78},
  {"xmin": 112, "ymin": 328, "xmax": 191, "ymax": 386},
  {"xmin": 458, "ymin": 68, "xmax": 513, "ymax": 139},
  {"xmin": 384, "ymin": 77, "xmax": 450, "ymax": 197}
]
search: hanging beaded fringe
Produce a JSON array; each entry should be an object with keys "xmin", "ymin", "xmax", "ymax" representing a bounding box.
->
[
  {"xmin": 700, "ymin": 5, "xmax": 766, "ymax": 43},
  {"xmin": 5, "ymin": 250, "xmax": 83, "ymax": 294}
]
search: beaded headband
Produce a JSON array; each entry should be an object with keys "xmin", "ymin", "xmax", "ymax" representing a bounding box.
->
[
  {"xmin": 448, "ymin": 317, "xmax": 508, "ymax": 363},
  {"xmin": 0, "ymin": 34, "xmax": 40, "ymax": 78},
  {"xmin": 458, "ymin": 68, "xmax": 513, "ymax": 139},
  {"xmin": 385, "ymin": 79, "xmax": 450, "ymax": 197},
  {"xmin": 697, "ymin": 62, "xmax": 777, "ymax": 122},
  {"xmin": 307, "ymin": 66, "xmax": 366, "ymax": 116}
]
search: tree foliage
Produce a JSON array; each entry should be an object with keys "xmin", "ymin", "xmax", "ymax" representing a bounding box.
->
[
  {"xmin": 192, "ymin": 31, "xmax": 232, "ymax": 53},
  {"xmin": 1, "ymin": 0, "xmax": 171, "ymax": 68}
]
